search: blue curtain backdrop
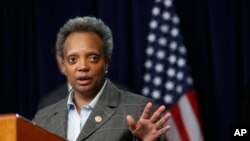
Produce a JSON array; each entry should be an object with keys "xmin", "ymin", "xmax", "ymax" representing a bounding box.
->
[{"xmin": 1, "ymin": 0, "xmax": 249, "ymax": 141}]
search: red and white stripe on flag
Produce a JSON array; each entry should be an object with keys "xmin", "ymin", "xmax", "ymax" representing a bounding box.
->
[{"xmin": 166, "ymin": 90, "xmax": 203, "ymax": 141}]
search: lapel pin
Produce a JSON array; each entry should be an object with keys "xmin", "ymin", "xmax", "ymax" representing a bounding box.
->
[{"xmin": 95, "ymin": 116, "xmax": 102, "ymax": 123}]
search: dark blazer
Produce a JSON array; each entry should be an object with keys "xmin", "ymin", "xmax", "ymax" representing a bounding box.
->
[
  {"xmin": 33, "ymin": 79, "xmax": 158, "ymax": 141},
  {"xmin": 37, "ymin": 84, "xmax": 68, "ymax": 110}
]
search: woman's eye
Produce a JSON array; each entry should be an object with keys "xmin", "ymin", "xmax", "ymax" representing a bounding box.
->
[
  {"xmin": 89, "ymin": 55, "xmax": 99, "ymax": 62},
  {"xmin": 68, "ymin": 57, "xmax": 77, "ymax": 64}
]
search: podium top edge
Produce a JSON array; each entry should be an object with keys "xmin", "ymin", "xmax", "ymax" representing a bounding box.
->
[{"xmin": 0, "ymin": 113, "xmax": 31, "ymax": 122}]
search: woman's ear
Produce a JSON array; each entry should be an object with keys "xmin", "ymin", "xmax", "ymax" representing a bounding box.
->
[
  {"xmin": 56, "ymin": 54, "xmax": 66, "ymax": 75},
  {"xmin": 105, "ymin": 58, "xmax": 110, "ymax": 74}
]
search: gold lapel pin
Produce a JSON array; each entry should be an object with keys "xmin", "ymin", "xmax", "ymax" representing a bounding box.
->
[{"xmin": 95, "ymin": 116, "xmax": 102, "ymax": 123}]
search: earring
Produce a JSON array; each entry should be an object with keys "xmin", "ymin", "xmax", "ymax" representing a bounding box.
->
[{"xmin": 105, "ymin": 66, "xmax": 108, "ymax": 74}]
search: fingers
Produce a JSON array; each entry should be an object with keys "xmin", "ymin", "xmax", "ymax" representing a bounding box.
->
[
  {"xmin": 126, "ymin": 115, "xmax": 137, "ymax": 130},
  {"xmin": 127, "ymin": 104, "xmax": 172, "ymax": 140},
  {"xmin": 141, "ymin": 102, "xmax": 153, "ymax": 119},
  {"xmin": 150, "ymin": 105, "xmax": 166, "ymax": 123},
  {"xmin": 157, "ymin": 125, "xmax": 171, "ymax": 134},
  {"xmin": 154, "ymin": 113, "xmax": 171, "ymax": 130}
]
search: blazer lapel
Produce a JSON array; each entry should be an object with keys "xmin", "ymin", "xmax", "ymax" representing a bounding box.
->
[
  {"xmin": 76, "ymin": 79, "xmax": 120, "ymax": 141},
  {"xmin": 50, "ymin": 99, "xmax": 68, "ymax": 138}
]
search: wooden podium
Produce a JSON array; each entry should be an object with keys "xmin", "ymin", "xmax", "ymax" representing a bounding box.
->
[{"xmin": 0, "ymin": 113, "xmax": 66, "ymax": 141}]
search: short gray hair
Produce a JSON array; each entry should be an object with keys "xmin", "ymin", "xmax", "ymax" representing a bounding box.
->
[{"xmin": 56, "ymin": 16, "xmax": 114, "ymax": 59}]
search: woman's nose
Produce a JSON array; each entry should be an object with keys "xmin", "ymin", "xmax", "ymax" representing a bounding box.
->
[{"xmin": 78, "ymin": 59, "xmax": 89, "ymax": 71}]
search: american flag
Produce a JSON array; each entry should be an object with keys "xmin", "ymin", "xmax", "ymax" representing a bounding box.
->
[{"xmin": 142, "ymin": 0, "xmax": 204, "ymax": 140}]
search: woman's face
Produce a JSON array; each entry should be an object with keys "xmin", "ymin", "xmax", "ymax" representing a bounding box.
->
[{"xmin": 63, "ymin": 32, "xmax": 108, "ymax": 96}]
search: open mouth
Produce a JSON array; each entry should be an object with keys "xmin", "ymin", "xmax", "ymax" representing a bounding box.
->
[{"xmin": 77, "ymin": 76, "xmax": 92, "ymax": 85}]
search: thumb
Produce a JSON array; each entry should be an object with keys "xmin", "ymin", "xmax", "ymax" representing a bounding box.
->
[{"xmin": 126, "ymin": 115, "xmax": 136, "ymax": 131}]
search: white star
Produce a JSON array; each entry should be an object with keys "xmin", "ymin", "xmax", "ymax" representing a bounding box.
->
[
  {"xmin": 177, "ymin": 58, "xmax": 186, "ymax": 67},
  {"xmin": 147, "ymin": 33, "xmax": 156, "ymax": 43},
  {"xmin": 176, "ymin": 85, "xmax": 183, "ymax": 93},
  {"xmin": 179, "ymin": 45, "xmax": 186, "ymax": 54},
  {"xmin": 156, "ymin": 50, "xmax": 165, "ymax": 59},
  {"xmin": 152, "ymin": 6, "xmax": 160, "ymax": 16},
  {"xmin": 155, "ymin": 0, "xmax": 161, "ymax": 3},
  {"xmin": 146, "ymin": 46, "xmax": 154, "ymax": 56},
  {"xmin": 155, "ymin": 63, "xmax": 164, "ymax": 72},
  {"xmin": 167, "ymin": 67, "xmax": 176, "ymax": 77},
  {"xmin": 165, "ymin": 81, "xmax": 174, "ymax": 90},
  {"xmin": 169, "ymin": 55, "xmax": 177, "ymax": 64},
  {"xmin": 152, "ymin": 90, "xmax": 161, "ymax": 99},
  {"xmin": 144, "ymin": 73, "xmax": 151, "ymax": 82},
  {"xmin": 164, "ymin": 94, "xmax": 173, "ymax": 104},
  {"xmin": 170, "ymin": 41, "xmax": 177, "ymax": 50},
  {"xmin": 160, "ymin": 24, "xmax": 169, "ymax": 33},
  {"xmin": 164, "ymin": 0, "xmax": 172, "ymax": 7},
  {"xmin": 158, "ymin": 37, "xmax": 167, "ymax": 46},
  {"xmin": 172, "ymin": 15, "xmax": 180, "ymax": 24},
  {"xmin": 177, "ymin": 71, "xmax": 184, "ymax": 80},
  {"xmin": 142, "ymin": 87, "xmax": 150, "ymax": 96},
  {"xmin": 171, "ymin": 28, "xmax": 179, "ymax": 37},
  {"xmin": 145, "ymin": 60, "xmax": 153, "ymax": 69},
  {"xmin": 149, "ymin": 20, "xmax": 158, "ymax": 29},
  {"xmin": 153, "ymin": 77, "xmax": 162, "ymax": 86},
  {"xmin": 187, "ymin": 77, "xmax": 193, "ymax": 85},
  {"xmin": 162, "ymin": 11, "xmax": 171, "ymax": 20}
]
